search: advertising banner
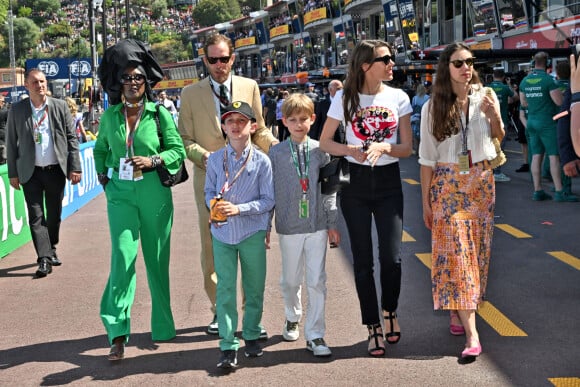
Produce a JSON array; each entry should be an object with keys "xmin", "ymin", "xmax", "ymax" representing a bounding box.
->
[
  {"xmin": 304, "ymin": 8, "xmax": 327, "ymax": 26},
  {"xmin": 26, "ymin": 58, "xmax": 93, "ymax": 80},
  {"xmin": 235, "ymin": 36, "xmax": 256, "ymax": 49},
  {"xmin": 270, "ymin": 24, "xmax": 290, "ymax": 39},
  {"xmin": 0, "ymin": 141, "xmax": 102, "ymax": 258}
]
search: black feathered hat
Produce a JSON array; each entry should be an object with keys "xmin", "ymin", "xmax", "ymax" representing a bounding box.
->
[{"xmin": 99, "ymin": 39, "xmax": 164, "ymax": 105}]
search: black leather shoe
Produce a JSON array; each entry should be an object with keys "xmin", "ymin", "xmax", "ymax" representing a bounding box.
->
[
  {"xmin": 49, "ymin": 255, "xmax": 61, "ymax": 266},
  {"xmin": 108, "ymin": 336, "xmax": 125, "ymax": 361},
  {"xmin": 36, "ymin": 258, "xmax": 52, "ymax": 278},
  {"xmin": 515, "ymin": 164, "xmax": 529, "ymax": 173}
]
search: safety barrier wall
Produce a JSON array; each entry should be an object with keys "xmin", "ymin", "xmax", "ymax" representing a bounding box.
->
[{"xmin": 0, "ymin": 141, "xmax": 102, "ymax": 258}]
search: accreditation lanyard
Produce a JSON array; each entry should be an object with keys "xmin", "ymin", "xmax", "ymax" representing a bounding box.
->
[
  {"xmin": 289, "ymin": 139, "xmax": 310, "ymax": 218},
  {"xmin": 458, "ymin": 101, "xmax": 471, "ymax": 174},
  {"xmin": 32, "ymin": 104, "xmax": 48, "ymax": 144},
  {"xmin": 218, "ymin": 145, "xmax": 253, "ymax": 198},
  {"xmin": 124, "ymin": 105, "xmax": 144, "ymax": 157},
  {"xmin": 459, "ymin": 101, "xmax": 470, "ymax": 153},
  {"xmin": 289, "ymin": 139, "xmax": 310, "ymax": 193}
]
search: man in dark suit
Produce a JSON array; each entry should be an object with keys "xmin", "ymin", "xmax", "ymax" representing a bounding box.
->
[
  {"xmin": 557, "ymin": 88, "xmax": 580, "ymax": 183},
  {"xmin": 5, "ymin": 68, "xmax": 82, "ymax": 278},
  {"xmin": 310, "ymin": 79, "xmax": 343, "ymax": 141}
]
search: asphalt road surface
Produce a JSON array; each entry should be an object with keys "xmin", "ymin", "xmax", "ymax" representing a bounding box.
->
[{"xmin": 1, "ymin": 136, "xmax": 579, "ymax": 386}]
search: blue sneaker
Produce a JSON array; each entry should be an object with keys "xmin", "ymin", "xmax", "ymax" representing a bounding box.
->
[
  {"xmin": 532, "ymin": 190, "xmax": 552, "ymax": 201},
  {"xmin": 493, "ymin": 173, "xmax": 511, "ymax": 182},
  {"xmin": 554, "ymin": 191, "xmax": 579, "ymax": 202}
]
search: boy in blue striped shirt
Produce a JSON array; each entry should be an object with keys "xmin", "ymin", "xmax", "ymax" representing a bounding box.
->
[{"xmin": 204, "ymin": 101, "xmax": 275, "ymax": 369}]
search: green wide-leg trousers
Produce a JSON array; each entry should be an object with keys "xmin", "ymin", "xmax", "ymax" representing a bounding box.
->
[{"xmin": 100, "ymin": 172, "xmax": 176, "ymax": 344}]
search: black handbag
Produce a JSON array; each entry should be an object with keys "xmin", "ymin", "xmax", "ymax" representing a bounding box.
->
[
  {"xmin": 318, "ymin": 123, "xmax": 349, "ymax": 195},
  {"xmin": 319, "ymin": 157, "xmax": 350, "ymax": 195},
  {"xmin": 154, "ymin": 105, "xmax": 189, "ymax": 187}
]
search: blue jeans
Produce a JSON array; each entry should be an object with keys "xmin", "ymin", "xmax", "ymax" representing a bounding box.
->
[{"xmin": 340, "ymin": 162, "xmax": 403, "ymax": 326}]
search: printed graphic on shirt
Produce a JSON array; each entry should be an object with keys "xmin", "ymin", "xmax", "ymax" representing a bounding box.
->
[{"xmin": 352, "ymin": 105, "xmax": 397, "ymax": 144}]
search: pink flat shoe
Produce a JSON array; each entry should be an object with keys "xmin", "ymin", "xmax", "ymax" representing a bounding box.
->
[
  {"xmin": 461, "ymin": 341, "xmax": 482, "ymax": 358},
  {"xmin": 449, "ymin": 311, "xmax": 465, "ymax": 336},
  {"xmin": 450, "ymin": 323, "xmax": 466, "ymax": 336}
]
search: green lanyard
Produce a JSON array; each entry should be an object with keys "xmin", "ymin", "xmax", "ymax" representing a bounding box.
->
[{"xmin": 288, "ymin": 138, "xmax": 310, "ymax": 193}]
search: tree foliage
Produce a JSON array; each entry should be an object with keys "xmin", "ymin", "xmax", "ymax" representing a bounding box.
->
[
  {"xmin": 17, "ymin": 0, "xmax": 60, "ymax": 13},
  {"xmin": 0, "ymin": 0, "xmax": 251, "ymax": 67},
  {"xmin": 16, "ymin": 5, "xmax": 31, "ymax": 17},
  {"xmin": 19, "ymin": 0, "xmax": 60, "ymax": 26},
  {"xmin": 0, "ymin": 0, "xmax": 7, "ymax": 24},
  {"xmin": 43, "ymin": 22, "xmax": 73, "ymax": 42},
  {"xmin": 225, "ymin": 0, "xmax": 241, "ymax": 18},
  {"xmin": 0, "ymin": 16, "xmax": 40, "ymax": 66},
  {"xmin": 192, "ymin": 0, "xmax": 235, "ymax": 27},
  {"xmin": 239, "ymin": 0, "xmax": 261, "ymax": 12},
  {"xmin": 151, "ymin": 0, "xmax": 169, "ymax": 20},
  {"xmin": 151, "ymin": 39, "xmax": 189, "ymax": 64}
]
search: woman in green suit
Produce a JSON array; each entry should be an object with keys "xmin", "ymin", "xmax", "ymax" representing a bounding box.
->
[{"xmin": 94, "ymin": 40, "xmax": 186, "ymax": 361}]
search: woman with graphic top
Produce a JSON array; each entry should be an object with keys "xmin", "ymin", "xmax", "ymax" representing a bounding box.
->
[
  {"xmin": 319, "ymin": 40, "xmax": 412, "ymax": 357},
  {"xmin": 419, "ymin": 42, "xmax": 504, "ymax": 359}
]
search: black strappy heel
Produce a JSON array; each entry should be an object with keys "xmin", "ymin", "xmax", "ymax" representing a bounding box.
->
[
  {"xmin": 384, "ymin": 311, "xmax": 401, "ymax": 344},
  {"xmin": 367, "ymin": 324, "xmax": 385, "ymax": 357}
]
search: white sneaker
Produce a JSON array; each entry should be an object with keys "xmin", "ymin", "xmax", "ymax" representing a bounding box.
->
[
  {"xmin": 494, "ymin": 172, "xmax": 511, "ymax": 182},
  {"xmin": 283, "ymin": 320, "xmax": 299, "ymax": 341},
  {"xmin": 207, "ymin": 315, "xmax": 218, "ymax": 335},
  {"xmin": 307, "ymin": 338, "xmax": 332, "ymax": 357}
]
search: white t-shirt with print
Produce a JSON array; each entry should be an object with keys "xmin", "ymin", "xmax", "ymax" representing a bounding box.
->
[{"xmin": 327, "ymin": 87, "xmax": 412, "ymax": 166}]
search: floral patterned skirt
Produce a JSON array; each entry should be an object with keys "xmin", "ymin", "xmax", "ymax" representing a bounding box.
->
[{"xmin": 430, "ymin": 163, "xmax": 495, "ymax": 310}]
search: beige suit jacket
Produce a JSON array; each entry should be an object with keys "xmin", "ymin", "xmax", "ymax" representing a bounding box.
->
[
  {"xmin": 178, "ymin": 75, "xmax": 277, "ymax": 212},
  {"xmin": 178, "ymin": 75, "xmax": 275, "ymax": 169}
]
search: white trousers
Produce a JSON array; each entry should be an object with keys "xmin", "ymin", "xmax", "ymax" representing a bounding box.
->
[{"xmin": 279, "ymin": 230, "xmax": 328, "ymax": 341}]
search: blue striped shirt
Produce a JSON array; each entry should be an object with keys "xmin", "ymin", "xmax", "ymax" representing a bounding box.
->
[{"xmin": 204, "ymin": 142, "xmax": 275, "ymax": 245}]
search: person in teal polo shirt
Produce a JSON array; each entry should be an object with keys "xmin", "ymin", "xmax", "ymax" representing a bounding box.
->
[
  {"xmin": 488, "ymin": 68, "xmax": 516, "ymax": 182},
  {"xmin": 519, "ymin": 51, "xmax": 577, "ymax": 201}
]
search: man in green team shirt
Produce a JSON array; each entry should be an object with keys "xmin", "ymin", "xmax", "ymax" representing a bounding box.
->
[
  {"xmin": 519, "ymin": 51, "xmax": 578, "ymax": 202},
  {"xmin": 488, "ymin": 68, "xmax": 516, "ymax": 182}
]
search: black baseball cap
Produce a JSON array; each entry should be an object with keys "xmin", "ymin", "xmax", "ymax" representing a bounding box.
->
[{"xmin": 221, "ymin": 101, "xmax": 256, "ymax": 122}]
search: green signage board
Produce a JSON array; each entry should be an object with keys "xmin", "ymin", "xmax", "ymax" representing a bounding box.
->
[{"xmin": 0, "ymin": 164, "xmax": 32, "ymax": 257}]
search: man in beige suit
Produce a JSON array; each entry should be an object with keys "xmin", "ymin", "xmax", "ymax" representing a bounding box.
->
[{"xmin": 179, "ymin": 33, "xmax": 277, "ymax": 336}]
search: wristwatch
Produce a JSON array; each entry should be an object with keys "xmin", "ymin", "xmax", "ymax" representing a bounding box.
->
[
  {"xmin": 97, "ymin": 173, "xmax": 109, "ymax": 186},
  {"xmin": 149, "ymin": 155, "xmax": 162, "ymax": 168}
]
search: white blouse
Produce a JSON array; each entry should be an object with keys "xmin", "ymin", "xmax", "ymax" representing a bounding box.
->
[{"xmin": 418, "ymin": 85, "xmax": 498, "ymax": 168}]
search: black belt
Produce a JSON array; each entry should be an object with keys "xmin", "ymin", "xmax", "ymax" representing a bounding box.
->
[{"xmin": 35, "ymin": 164, "xmax": 59, "ymax": 171}]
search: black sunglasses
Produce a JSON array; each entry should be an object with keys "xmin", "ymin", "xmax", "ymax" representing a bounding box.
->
[
  {"xmin": 450, "ymin": 58, "xmax": 475, "ymax": 68},
  {"xmin": 121, "ymin": 74, "xmax": 146, "ymax": 84},
  {"xmin": 373, "ymin": 54, "xmax": 394, "ymax": 65},
  {"xmin": 207, "ymin": 56, "xmax": 231, "ymax": 64}
]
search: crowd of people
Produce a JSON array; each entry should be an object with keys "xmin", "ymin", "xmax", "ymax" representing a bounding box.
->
[
  {"xmin": 38, "ymin": 0, "xmax": 199, "ymax": 54},
  {"xmin": 4, "ymin": 33, "xmax": 579, "ymax": 372}
]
